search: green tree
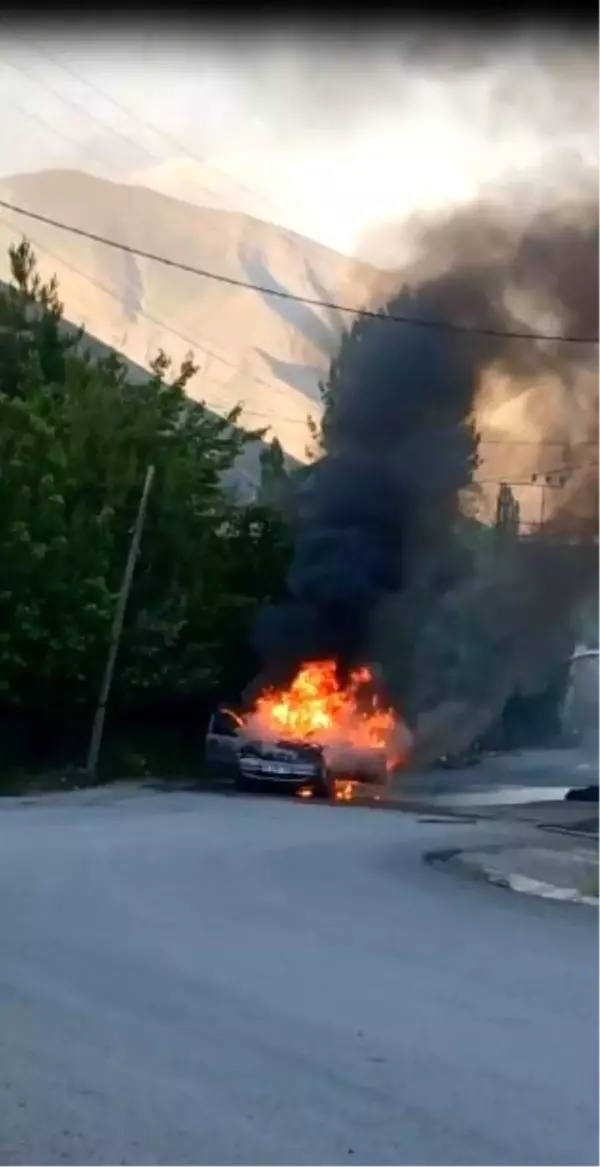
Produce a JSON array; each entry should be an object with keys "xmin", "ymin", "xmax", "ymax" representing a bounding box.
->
[{"xmin": 0, "ymin": 241, "xmax": 290, "ymax": 726}]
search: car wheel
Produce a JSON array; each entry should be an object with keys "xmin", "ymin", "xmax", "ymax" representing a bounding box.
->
[{"xmin": 313, "ymin": 773, "xmax": 335, "ymax": 800}]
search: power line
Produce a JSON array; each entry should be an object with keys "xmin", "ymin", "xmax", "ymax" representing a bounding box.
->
[
  {"xmin": 478, "ymin": 437, "xmax": 598, "ymax": 447},
  {"xmin": 0, "ymin": 54, "xmax": 334, "ymax": 424},
  {"xmin": 0, "ymin": 49, "xmax": 164, "ymax": 175},
  {"xmin": 17, "ymin": 35, "xmax": 293, "ymax": 229},
  {"xmin": 2, "ymin": 22, "xmax": 597, "ymax": 361},
  {"xmin": 0, "ymin": 214, "xmax": 277, "ymax": 490},
  {"xmin": 1, "ymin": 213, "xmax": 597, "ymax": 449},
  {"xmin": 0, "ymin": 32, "xmax": 294, "ymax": 265},
  {"xmin": 5, "ymin": 199, "xmax": 600, "ymax": 441},
  {"xmin": 0, "ymin": 211, "xmax": 312, "ymax": 440},
  {"xmin": 457, "ymin": 462, "xmax": 597, "ymax": 488},
  {"xmin": 477, "ymin": 467, "xmax": 598, "ymax": 485},
  {"xmin": 1, "ymin": 197, "xmax": 597, "ymax": 345},
  {"xmin": 1, "ymin": 212, "xmax": 596, "ymax": 466},
  {"xmin": 0, "ymin": 50, "xmax": 314, "ymax": 425},
  {"xmin": 0, "ymin": 88, "xmax": 118, "ymax": 174},
  {"xmin": 0, "ymin": 40, "xmax": 269, "ymax": 276}
]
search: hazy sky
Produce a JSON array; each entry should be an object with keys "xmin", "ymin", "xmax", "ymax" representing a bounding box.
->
[{"xmin": 0, "ymin": 23, "xmax": 597, "ymax": 256}]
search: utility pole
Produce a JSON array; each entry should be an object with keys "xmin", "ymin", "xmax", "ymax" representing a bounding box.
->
[
  {"xmin": 495, "ymin": 482, "xmax": 520, "ymax": 538},
  {"xmin": 85, "ymin": 464, "xmax": 155, "ymax": 783}
]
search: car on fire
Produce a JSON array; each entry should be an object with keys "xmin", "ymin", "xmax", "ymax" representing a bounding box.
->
[{"xmin": 204, "ymin": 705, "xmax": 388, "ymax": 798}]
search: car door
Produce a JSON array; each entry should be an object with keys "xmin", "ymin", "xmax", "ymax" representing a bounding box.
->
[{"xmin": 205, "ymin": 708, "xmax": 243, "ymax": 778}]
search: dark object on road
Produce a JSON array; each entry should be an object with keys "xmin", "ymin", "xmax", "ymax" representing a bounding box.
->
[
  {"xmin": 437, "ymin": 743, "xmax": 482, "ymax": 769},
  {"xmin": 205, "ymin": 707, "xmax": 332, "ymax": 797},
  {"xmin": 565, "ymin": 785, "xmax": 599, "ymax": 803}
]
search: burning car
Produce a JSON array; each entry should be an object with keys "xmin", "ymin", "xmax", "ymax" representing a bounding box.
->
[
  {"xmin": 205, "ymin": 710, "xmax": 332, "ymax": 797},
  {"xmin": 204, "ymin": 660, "xmax": 408, "ymax": 800}
]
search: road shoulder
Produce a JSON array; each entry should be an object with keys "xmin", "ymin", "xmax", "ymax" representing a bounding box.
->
[{"xmin": 426, "ymin": 830, "xmax": 598, "ymax": 906}]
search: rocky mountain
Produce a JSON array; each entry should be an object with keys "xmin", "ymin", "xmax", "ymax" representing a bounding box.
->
[
  {"xmin": 125, "ymin": 157, "xmax": 281, "ymax": 226},
  {"xmin": 0, "ymin": 168, "xmax": 583, "ymax": 528},
  {"xmin": 0, "ymin": 169, "xmax": 391, "ymax": 462}
]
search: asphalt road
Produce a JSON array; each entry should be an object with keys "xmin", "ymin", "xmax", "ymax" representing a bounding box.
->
[
  {"xmin": 396, "ymin": 744, "xmax": 599, "ymax": 802},
  {"xmin": 1, "ymin": 787, "xmax": 597, "ymax": 1166}
]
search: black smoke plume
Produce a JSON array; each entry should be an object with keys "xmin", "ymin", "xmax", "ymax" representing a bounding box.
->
[{"xmin": 252, "ymin": 200, "xmax": 598, "ymax": 749}]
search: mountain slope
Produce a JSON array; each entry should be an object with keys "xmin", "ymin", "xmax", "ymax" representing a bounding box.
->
[
  {"xmin": 0, "ymin": 169, "xmax": 391, "ymax": 461},
  {"xmin": 125, "ymin": 157, "xmax": 281, "ymax": 225}
]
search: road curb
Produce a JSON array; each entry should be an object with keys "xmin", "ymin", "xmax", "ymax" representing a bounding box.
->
[{"xmin": 424, "ymin": 843, "xmax": 599, "ymax": 907}]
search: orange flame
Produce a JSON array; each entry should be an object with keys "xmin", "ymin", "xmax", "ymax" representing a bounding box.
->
[{"xmin": 244, "ymin": 660, "xmax": 409, "ymax": 774}]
